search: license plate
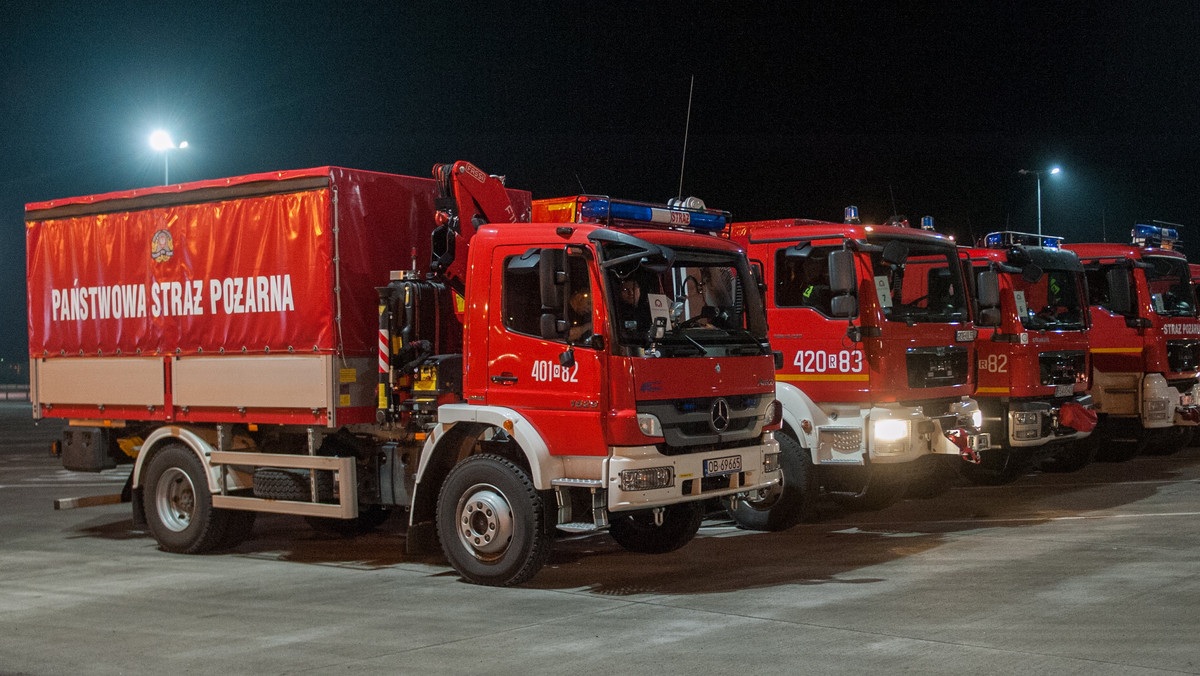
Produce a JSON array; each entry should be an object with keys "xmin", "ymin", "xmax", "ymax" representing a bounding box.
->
[
  {"xmin": 1055, "ymin": 384, "xmax": 1073, "ymax": 397},
  {"xmin": 704, "ymin": 455, "xmax": 742, "ymax": 477}
]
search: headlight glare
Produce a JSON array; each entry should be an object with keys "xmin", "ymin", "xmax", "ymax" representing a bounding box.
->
[{"xmin": 874, "ymin": 418, "xmax": 909, "ymax": 443}]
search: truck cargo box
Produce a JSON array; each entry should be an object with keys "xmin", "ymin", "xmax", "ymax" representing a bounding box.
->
[{"xmin": 25, "ymin": 167, "xmax": 532, "ymax": 426}]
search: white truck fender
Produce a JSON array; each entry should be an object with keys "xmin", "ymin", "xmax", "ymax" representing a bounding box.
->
[
  {"xmin": 131, "ymin": 427, "xmax": 253, "ymax": 492},
  {"xmin": 775, "ymin": 381, "xmax": 824, "ymax": 453},
  {"xmin": 415, "ymin": 403, "xmax": 565, "ymax": 490}
]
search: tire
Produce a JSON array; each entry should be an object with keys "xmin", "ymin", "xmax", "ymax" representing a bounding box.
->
[
  {"xmin": 142, "ymin": 444, "xmax": 230, "ymax": 554},
  {"xmin": 220, "ymin": 510, "xmax": 258, "ymax": 549},
  {"xmin": 608, "ymin": 502, "xmax": 704, "ymax": 554},
  {"xmin": 1137, "ymin": 426, "xmax": 1194, "ymax": 456},
  {"xmin": 723, "ymin": 433, "xmax": 818, "ymax": 530},
  {"xmin": 1095, "ymin": 440, "xmax": 1138, "ymax": 462},
  {"xmin": 957, "ymin": 447, "xmax": 1025, "ymax": 485},
  {"xmin": 830, "ymin": 468, "xmax": 910, "ymax": 510},
  {"xmin": 905, "ymin": 456, "xmax": 956, "ymax": 499},
  {"xmin": 306, "ymin": 505, "xmax": 392, "ymax": 537},
  {"xmin": 253, "ymin": 468, "xmax": 334, "ymax": 501},
  {"xmin": 435, "ymin": 454, "xmax": 553, "ymax": 587},
  {"xmin": 1038, "ymin": 439, "xmax": 1095, "ymax": 473}
]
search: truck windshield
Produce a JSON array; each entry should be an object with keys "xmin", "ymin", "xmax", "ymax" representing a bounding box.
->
[
  {"xmin": 1144, "ymin": 255, "xmax": 1196, "ymax": 317},
  {"xmin": 868, "ymin": 238, "xmax": 969, "ymax": 324},
  {"xmin": 598, "ymin": 243, "xmax": 770, "ymax": 357},
  {"xmin": 1014, "ymin": 268, "xmax": 1087, "ymax": 330}
]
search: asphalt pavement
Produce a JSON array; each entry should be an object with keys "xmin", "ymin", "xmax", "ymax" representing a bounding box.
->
[{"xmin": 0, "ymin": 400, "xmax": 1198, "ymax": 675}]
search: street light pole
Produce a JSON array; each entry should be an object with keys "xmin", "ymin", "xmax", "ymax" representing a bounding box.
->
[
  {"xmin": 149, "ymin": 130, "xmax": 188, "ymax": 186},
  {"xmin": 1018, "ymin": 166, "xmax": 1061, "ymax": 236}
]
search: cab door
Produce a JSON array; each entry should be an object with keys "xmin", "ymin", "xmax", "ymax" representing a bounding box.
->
[{"xmin": 485, "ymin": 245, "xmax": 607, "ymax": 456}]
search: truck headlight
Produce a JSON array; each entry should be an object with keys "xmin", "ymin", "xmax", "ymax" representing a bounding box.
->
[
  {"xmin": 1014, "ymin": 412, "xmax": 1039, "ymax": 426},
  {"xmin": 619, "ymin": 467, "xmax": 674, "ymax": 491},
  {"xmin": 637, "ymin": 413, "xmax": 663, "ymax": 437},
  {"xmin": 1146, "ymin": 399, "xmax": 1170, "ymax": 421},
  {"xmin": 971, "ymin": 409, "xmax": 983, "ymax": 429},
  {"xmin": 874, "ymin": 419, "xmax": 909, "ymax": 443}
]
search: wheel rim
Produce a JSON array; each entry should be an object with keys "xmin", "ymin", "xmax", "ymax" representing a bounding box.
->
[
  {"xmin": 454, "ymin": 482, "xmax": 514, "ymax": 561},
  {"xmin": 155, "ymin": 467, "xmax": 196, "ymax": 532}
]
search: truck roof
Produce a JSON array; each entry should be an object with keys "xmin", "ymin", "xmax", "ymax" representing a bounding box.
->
[
  {"xmin": 1064, "ymin": 242, "xmax": 1187, "ymax": 261},
  {"xmin": 729, "ymin": 218, "xmax": 958, "ymax": 246},
  {"xmin": 25, "ymin": 167, "xmax": 445, "ymax": 221}
]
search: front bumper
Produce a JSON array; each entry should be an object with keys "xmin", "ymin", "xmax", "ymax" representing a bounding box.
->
[
  {"xmin": 807, "ymin": 398, "xmax": 990, "ymax": 466},
  {"xmin": 606, "ymin": 434, "xmax": 780, "ymax": 512},
  {"xmin": 1005, "ymin": 394, "xmax": 1096, "ymax": 447},
  {"xmin": 1143, "ymin": 375, "xmax": 1200, "ymax": 428}
]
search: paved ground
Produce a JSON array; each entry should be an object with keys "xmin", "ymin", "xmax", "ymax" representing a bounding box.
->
[{"xmin": 0, "ymin": 400, "xmax": 1198, "ymax": 675}]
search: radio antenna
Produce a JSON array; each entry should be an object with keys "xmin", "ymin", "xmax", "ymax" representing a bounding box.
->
[{"xmin": 676, "ymin": 75, "xmax": 695, "ymax": 201}]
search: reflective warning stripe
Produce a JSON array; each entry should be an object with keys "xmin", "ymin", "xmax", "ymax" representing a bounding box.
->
[
  {"xmin": 976, "ymin": 387, "xmax": 1011, "ymax": 394},
  {"xmin": 777, "ymin": 373, "xmax": 871, "ymax": 382},
  {"xmin": 378, "ymin": 329, "xmax": 389, "ymax": 373},
  {"xmin": 1090, "ymin": 347, "xmax": 1143, "ymax": 353}
]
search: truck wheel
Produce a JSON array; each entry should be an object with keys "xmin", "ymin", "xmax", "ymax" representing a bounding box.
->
[
  {"xmin": 608, "ymin": 502, "xmax": 703, "ymax": 554},
  {"xmin": 220, "ymin": 511, "xmax": 258, "ymax": 549},
  {"xmin": 1138, "ymin": 426, "xmax": 1194, "ymax": 456},
  {"xmin": 905, "ymin": 456, "xmax": 956, "ymax": 499},
  {"xmin": 722, "ymin": 433, "xmax": 818, "ymax": 530},
  {"xmin": 306, "ymin": 506, "xmax": 392, "ymax": 537},
  {"xmin": 830, "ymin": 468, "xmax": 910, "ymax": 510},
  {"xmin": 142, "ymin": 444, "xmax": 229, "ymax": 554},
  {"xmin": 1038, "ymin": 439, "xmax": 1095, "ymax": 473},
  {"xmin": 436, "ymin": 454, "xmax": 553, "ymax": 587},
  {"xmin": 958, "ymin": 447, "xmax": 1025, "ymax": 485}
]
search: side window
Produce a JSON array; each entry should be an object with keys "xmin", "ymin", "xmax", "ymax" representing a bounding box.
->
[
  {"xmin": 1084, "ymin": 266, "xmax": 1111, "ymax": 308},
  {"xmin": 775, "ymin": 246, "xmax": 834, "ymax": 315},
  {"xmin": 502, "ymin": 248, "xmax": 592, "ymax": 343}
]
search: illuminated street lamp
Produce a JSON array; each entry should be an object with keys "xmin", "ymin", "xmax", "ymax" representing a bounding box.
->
[
  {"xmin": 1018, "ymin": 166, "xmax": 1062, "ymax": 235},
  {"xmin": 149, "ymin": 130, "xmax": 188, "ymax": 185}
]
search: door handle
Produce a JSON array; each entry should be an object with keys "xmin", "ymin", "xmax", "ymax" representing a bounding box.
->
[{"xmin": 491, "ymin": 373, "xmax": 518, "ymax": 384}]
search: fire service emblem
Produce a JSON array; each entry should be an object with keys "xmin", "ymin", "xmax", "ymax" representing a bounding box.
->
[{"xmin": 150, "ymin": 229, "xmax": 174, "ymax": 263}]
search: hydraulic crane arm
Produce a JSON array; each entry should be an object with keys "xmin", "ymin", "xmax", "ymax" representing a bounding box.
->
[{"xmin": 430, "ymin": 161, "xmax": 521, "ymax": 293}]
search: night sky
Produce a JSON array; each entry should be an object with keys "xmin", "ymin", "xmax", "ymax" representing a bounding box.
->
[{"xmin": 5, "ymin": 1, "xmax": 1200, "ymax": 375}]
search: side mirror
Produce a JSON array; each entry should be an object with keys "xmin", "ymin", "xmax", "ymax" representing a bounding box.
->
[
  {"xmin": 1021, "ymin": 264, "xmax": 1044, "ymax": 284},
  {"xmin": 977, "ymin": 270, "xmax": 1000, "ymax": 308},
  {"xmin": 1106, "ymin": 267, "xmax": 1134, "ymax": 315},
  {"xmin": 979, "ymin": 307, "xmax": 1002, "ymax": 327},
  {"xmin": 831, "ymin": 295, "xmax": 858, "ymax": 318},
  {"xmin": 881, "ymin": 240, "xmax": 908, "ymax": 266},
  {"xmin": 829, "ymin": 250, "xmax": 857, "ymax": 295}
]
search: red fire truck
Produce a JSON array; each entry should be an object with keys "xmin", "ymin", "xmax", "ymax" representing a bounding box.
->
[
  {"xmin": 712, "ymin": 209, "xmax": 990, "ymax": 529},
  {"xmin": 1065, "ymin": 224, "xmax": 1200, "ymax": 459},
  {"xmin": 959, "ymin": 232, "xmax": 1096, "ymax": 483},
  {"xmin": 26, "ymin": 163, "xmax": 782, "ymax": 586}
]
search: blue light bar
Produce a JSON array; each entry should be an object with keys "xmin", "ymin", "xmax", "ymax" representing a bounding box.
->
[
  {"xmin": 920, "ymin": 216, "xmax": 935, "ymax": 231},
  {"xmin": 982, "ymin": 231, "xmax": 1063, "ymax": 249},
  {"xmin": 1132, "ymin": 223, "xmax": 1180, "ymax": 249},
  {"xmin": 844, "ymin": 206, "xmax": 860, "ymax": 224},
  {"xmin": 578, "ymin": 198, "xmax": 728, "ymax": 232}
]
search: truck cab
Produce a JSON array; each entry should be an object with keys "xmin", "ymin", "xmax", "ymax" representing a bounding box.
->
[
  {"xmin": 1065, "ymin": 224, "xmax": 1200, "ymax": 458},
  {"xmin": 725, "ymin": 209, "xmax": 989, "ymax": 529},
  {"xmin": 961, "ymin": 231, "xmax": 1096, "ymax": 482}
]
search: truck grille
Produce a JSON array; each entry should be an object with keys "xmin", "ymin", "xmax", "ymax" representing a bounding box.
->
[
  {"xmin": 638, "ymin": 394, "xmax": 767, "ymax": 454},
  {"xmin": 906, "ymin": 346, "xmax": 968, "ymax": 388},
  {"xmin": 1167, "ymin": 340, "xmax": 1200, "ymax": 373},
  {"xmin": 1039, "ymin": 350, "xmax": 1087, "ymax": 386}
]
